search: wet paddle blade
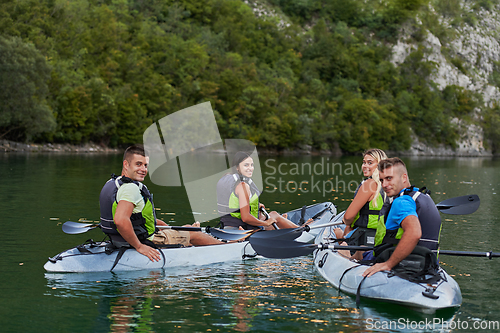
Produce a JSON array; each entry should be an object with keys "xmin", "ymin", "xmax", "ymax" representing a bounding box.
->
[
  {"xmin": 249, "ymin": 228, "xmax": 304, "ymax": 241},
  {"xmin": 62, "ymin": 221, "xmax": 97, "ymax": 234},
  {"xmin": 249, "ymin": 237, "xmax": 317, "ymax": 258},
  {"xmin": 209, "ymin": 228, "xmax": 255, "ymax": 241},
  {"xmin": 436, "ymin": 194, "xmax": 480, "ymax": 215}
]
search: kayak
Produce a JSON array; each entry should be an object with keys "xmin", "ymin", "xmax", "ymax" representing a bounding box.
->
[
  {"xmin": 44, "ymin": 241, "xmax": 257, "ymax": 273},
  {"xmin": 312, "ymin": 213, "xmax": 462, "ymax": 313},
  {"xmin": 285, "ymin": 201, "xmax": 337, "ymax": 242},
  {"xmin": 44, "ymin": 202, "xmax": 336, "ymax": 273}
]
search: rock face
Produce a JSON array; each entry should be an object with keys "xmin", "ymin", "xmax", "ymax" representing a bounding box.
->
[
  {"xmin": 392, "ymin": 2, "xmax": 500, "ymax": 155},
  {"xmin": 405, "ymin": 124, "xmax": 491, "ymax": 156}
]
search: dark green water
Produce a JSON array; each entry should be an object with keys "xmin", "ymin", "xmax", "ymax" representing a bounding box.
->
[{"xmin": 1, "ymin": 153, "xmax": 499, "ymax": 332}]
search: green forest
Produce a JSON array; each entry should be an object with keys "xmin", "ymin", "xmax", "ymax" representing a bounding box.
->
[{"xmin": 0, "ymin": 0, "xmax": 496, "ymax": 152}]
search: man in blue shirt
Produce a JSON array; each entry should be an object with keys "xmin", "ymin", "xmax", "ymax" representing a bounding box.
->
[{"xmin": 363, "ymin": 157, "xmax": 441, "ymax": 277}]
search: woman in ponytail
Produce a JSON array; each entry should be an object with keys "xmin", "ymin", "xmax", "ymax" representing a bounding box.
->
[{"xmin": 335, "ymin": 148, "xmax": 388, "ymax": 260}]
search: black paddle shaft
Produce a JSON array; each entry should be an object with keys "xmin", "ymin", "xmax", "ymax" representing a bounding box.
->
[
  {"xmin": 438, "ymin": 250, "xmax": 500, "ymax": 258},
  {"xmin": 250, "ymin": 237, "xmax": 500, "ymax": 260},
  {"xmin": 249, "ymin": 237, "xmax": 371, "ymax": 258},
  {"xmin": 260, "ymin": 207, "xmax": 279, "ymax": 230}
]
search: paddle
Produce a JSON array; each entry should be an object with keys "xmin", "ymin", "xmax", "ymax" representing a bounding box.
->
[
  {"xmin": 162, "ymin": 225, "xmax": 260, "ymax": 242},
  {"xmin": 249, "ymin": 205, "xmax": 342, "ymax": 241},
  {"xmin": 438, "ymin": 250, "xmax": 500, "ymax": 258},
  {"xmin": 249, "ymin": 219, "xmax": 344, "ymax": 240},
  {"xmin": 62, "ymin": 221, "xmax": 100, "ymax": 234},
  {"xmin": 62, "ymin": 221, "xmax": 216, "ymax": 235},
  {"xmin": 436, "ymin": 194, "xmax": 480, "ymax": 215},
  {"xmin": 208, "ymin": 227, "xmax": 256, "ymax": 241},
  {"xmin": 61, "ymin": 221, "xmax": 253, "ymax": 240},
  {"xmin": 209, "ymin": 207, "xmax": 280, "ymax": 241},
  {"xmin": 260, "ymin": 206, "xmax": 279, "ymax": 230},
  {"xmin": 249, "ymin": 237, "xmax": 500, "ymax": 259},
  {"xmin": 249, "ymin": 194, "xmax": 479, "ymax": 242},
  {"xmin": 249, "ymin": 237, "xmax": 371, "ymax": 258},
  {"xmin": 213, "ymin": 203, "xmax": 331, "ymax": 241}
]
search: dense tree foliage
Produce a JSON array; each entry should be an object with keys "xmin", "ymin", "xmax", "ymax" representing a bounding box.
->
[
  {"xmin": 0, "ymin": 35, "xmax": 54, "ymax": 141},
  {"xmin": 0, "ymin": 0, "xmax": 484, "ymax": 152}
]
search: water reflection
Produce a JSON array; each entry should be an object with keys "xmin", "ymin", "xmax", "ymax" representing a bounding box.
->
[
  {"xmin": 44, "ymin": 257, "xmax": 459, "ymax": 333},
  {"xmin": 46, "ymin": 271, "xmax": 162, "ymax": 331},
  {"xmin": 231, "ymin": 271, "xmax": 251, "ymax": 332},
  {"xmin": 107, "ymin": 271, "xmax": 167, "ymax": 332}
]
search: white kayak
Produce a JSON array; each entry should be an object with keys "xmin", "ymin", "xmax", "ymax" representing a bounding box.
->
[
  {"xmin": 313, "ymin": 217, "xmax": 462, "ymax": 313},
  {"xmin": 44, "ymin": 240, "xmax": 257, "ymax": 273},
  {"xmin": 44, "ymin": 202, "xmax": 336, "ymax": 273},
  {"xmin": 285, "ymin": 201, "xmax": 337, "ymax": 242}
]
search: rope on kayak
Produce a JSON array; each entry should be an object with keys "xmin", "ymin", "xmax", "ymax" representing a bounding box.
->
[
  {"xmin": 107, "ymin": 239, "xmax": 167, "ymax": 271},
  {"xmin": 110, "ymin": 247, "xmax": 129, "ymax": 271},
  {"xmin": 338, "ymin": 264, "xmax": 362, "ymax": 298},
  {"xmin": 420, "ymin": 269, "xmax": 447, "ymax": 299},
  {"xmin": 242, "ymin": 242, "xmax": 258, "ymax": 259},
  {"xmin": 160, "ymin": 247, "xmax": 166, "ymax": 269},
  {"xmin": 76, "ymin": 239, "xmax": 98, "ymax": 253},
  {"xmin": 151, "ymin": 242, "xmax": 168, "ymax": 269},
  {"xmin": 47, "ymin": 239, "xmax": 108, "ymax": 263},
  {"xmin": 317, "ymin": 252, "xmax": 329, "ymax": 268},
  {"xmin": 356, "ymin": 276, "xmax": 368, "ymax": 306},
  {"xmin": 47, "ymin": 250, "xmax": 105, "ymax": 263}
]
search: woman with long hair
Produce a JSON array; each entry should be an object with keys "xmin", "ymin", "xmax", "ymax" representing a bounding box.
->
[
  {"xmin": 335, "ymin": 148, "xmax": 388, "ymax": 259},
  {"xmin": 216, "ymin": 151, "xmax": 300, "ymax": 230}
]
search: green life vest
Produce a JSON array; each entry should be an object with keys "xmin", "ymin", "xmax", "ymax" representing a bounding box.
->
[
  {"xmin": 373, "ymin": 199, "xmax": 405, "ymax": 250},
  {"xmin": 374, "ymin": 187, "xmax": 441, "ymax": 254},
  {"xmin": 100, "ymin": 175, "xmax": 157, "ymax": 243},
  {"xmin": 216, "ymin": 174, "xmax": 260, "ymax": 229},
  {"xmin": 351, "ymin": 179, "xmax": 385, "ymax": 230}
]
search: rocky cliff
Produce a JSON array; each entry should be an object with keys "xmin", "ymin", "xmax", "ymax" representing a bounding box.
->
[{"xmin": 391, "ymin": 1, "xmax": 500, "ymax": 156}]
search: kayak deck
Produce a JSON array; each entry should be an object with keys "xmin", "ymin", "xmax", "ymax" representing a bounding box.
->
[
  {"xmin": 313, "ymin": 225, "xmax": 462, "ymax": 313},
  {"xmin": 44, "ymin": 241, "xmax": 257, "ymax": 273}
]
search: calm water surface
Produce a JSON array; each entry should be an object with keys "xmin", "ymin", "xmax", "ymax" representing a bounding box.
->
[{"xmin": 1, "ymin": 153, "xmax": 500, "ymax": 332}]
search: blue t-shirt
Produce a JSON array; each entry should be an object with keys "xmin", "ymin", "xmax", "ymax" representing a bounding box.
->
[{"xmin": 385, "ymin": 190, "xmax": 418, "ymax": 231}]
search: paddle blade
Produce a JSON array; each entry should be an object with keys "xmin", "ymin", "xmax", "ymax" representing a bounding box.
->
[
  {"xmin": 436, "ymin": 194, "xmax": 480, "ymax": 215},
  {"xmin": 249, "ymin": 227, "xmax": 305, "ymax": 241},
  {"xmin": 249, "ymin": 237, "xmax": 317, "ymax": 258},
  {"xmin": 62, "ymin": 221, "xmax": 97, "ymax": 234},
  {"xmin": 209, "ymin": 228, "xmax": 254, "ymax": 241}
]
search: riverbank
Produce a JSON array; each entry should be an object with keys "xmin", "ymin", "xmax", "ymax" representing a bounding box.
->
[
  {"xmin": 0, "ymin": 139, "xmax": 494, "ymax": 156},
  {"xmin": 0, "ymin": 139, "xmax": 120, "ymax": 153},
  {"xmin": 260, "ymin": 142, "xmax": 494, "ymax": 157}
]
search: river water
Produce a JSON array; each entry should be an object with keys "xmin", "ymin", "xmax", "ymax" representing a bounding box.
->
[{"xmin": 1, "ymin": 153, "xmax": 499, "ymax": 332}]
